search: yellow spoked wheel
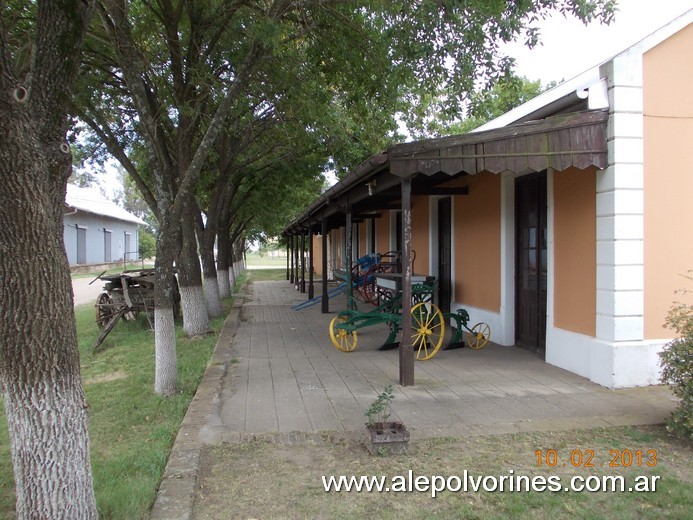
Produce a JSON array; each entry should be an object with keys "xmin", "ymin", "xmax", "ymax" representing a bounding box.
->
[
  {"xmin": 466, "ymin": 322, "xmax": 491, "ymax": 350},
  {"xmin": 329, "ymin": 316, "xmax": 358, "ymax": 352},
  {"xmin": 411, "ymin": 302, "xmax": 445, "ymax": 360}
]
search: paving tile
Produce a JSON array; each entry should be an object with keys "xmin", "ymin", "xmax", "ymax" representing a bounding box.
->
[{"xmin": 210, "ymin": 280, "xmax": 677, "ymax": 438}]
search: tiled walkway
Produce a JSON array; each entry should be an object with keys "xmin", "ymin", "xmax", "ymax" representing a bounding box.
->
[
  {"xmin": 206, "ymin": 280, "xmax": 676, "ymax": 441},
  {"xmin": 151, "ymin": 277, "xmax": 678, "ymax": 519}
]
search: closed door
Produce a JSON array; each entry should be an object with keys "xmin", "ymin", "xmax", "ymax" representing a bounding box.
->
[
  {"xmin": 104, "ymin": 230, "xmax": 112, "ymax": 262},
  {"xmin": 77, "ymin": 227, "xmax": 86, "ymax": 264},
  {"xmin": 515, "ymin": 173, "xmax": 547, "ymax": 354},
  {"xmin": 124, "ymin": 232, "xmax": 131, "ymax": 261},
  {"xmin": 437, "ymin": 198, "xmax": 452, "ymax": 314}
]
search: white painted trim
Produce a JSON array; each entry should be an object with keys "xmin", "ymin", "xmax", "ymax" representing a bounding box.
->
[
  {"xmin": 546, "ymin": 169, "xmax": 555, "ymax": 348},
  {"xmin": 499, "ymin": 173, "xmax": 515, "ymax": 346},
  {"xmin": 449, "ymin": 302, "xmax": 510, "ymax": 346},
  {"xmin": 545, "ymin": 327, "xmax": 597, "ymax": 380},
  {"xmin": 546, "ymin": 326, "xmax": 668, "ymax": 389}
]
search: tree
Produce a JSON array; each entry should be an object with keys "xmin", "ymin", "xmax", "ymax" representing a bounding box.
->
[
  {"xmin": 0, "ymin": 1, "xmax": 97, "ymax": 518},
  {"xmin": 444, "ymin": 74, "xmax": 547, "ymax": 134},
  {"xmin": 75, "ymin": 0, "xmax": 616, "ymax": 396}
]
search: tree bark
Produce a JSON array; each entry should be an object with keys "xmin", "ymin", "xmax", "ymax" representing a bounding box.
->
[
  {"xmin": 178, "ymin": 203, "xmax": 211, "ymax": 336},
  {"xmin": 0, "ymin": 2, "xmax": 98, "ymax": 516},
  {"xmin": 195, "ymin": 205, "xmax": 223, "ymax": 317},
  {"xmin": 216, "ymin": 228, "xmax": 231, "ymax": 298},
  {"xmin": 152, "ymin": 215, "xmax": 182, "ymax": 395}
]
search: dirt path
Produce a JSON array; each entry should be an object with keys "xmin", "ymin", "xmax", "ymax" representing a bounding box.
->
[{"xmin": 72, "ymin": 275, "xmax": 104, "ymax": 307}]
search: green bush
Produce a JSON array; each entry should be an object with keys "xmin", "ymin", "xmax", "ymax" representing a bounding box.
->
[
  {"xmin": 659, "ymin": 273, "xmax": 693, "ymax": 439},
  {"xmin": 139, "ymin": 228, "xmax": 156, "ymax": 258}
]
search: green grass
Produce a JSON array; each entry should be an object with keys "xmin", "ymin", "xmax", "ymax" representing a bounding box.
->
[
  {"xmin": 247, "ymin": 267, "xmax": 288, "ymax": 281},
  {"xmin": 246, "ymin": 251, "xmax": 288, "ymax": 268},
  {"xmin": 71, "ymin": 262, "xmax": 156, "ymax": 279},
  {"xmin": 0, "ymin": 274, "xmax": 244, "ymax": 519}
]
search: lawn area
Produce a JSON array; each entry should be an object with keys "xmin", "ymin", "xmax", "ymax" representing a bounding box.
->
[
  {"xmin": 195, "ymin": 425, "xmax": 692, "ymax": 519},
  {"xmin": 246, "ymin": 251, "xmax": 287, "ymax": 268},
  {"xmin": 70, "ymin": 261, "xmax": 156, "ymax": 279},
  {"xmin": 0, "ymin": 274, "xmax": 244, "ymax": 519}
]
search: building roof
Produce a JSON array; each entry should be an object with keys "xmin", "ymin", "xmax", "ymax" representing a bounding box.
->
[
  {"xmin": 65, "ymin": 184, "xmax": 146, "ymax": 226},
  {"xmin": 283, "ymin": 9, "xmax": 691, "ymax": 236},
  {"xmin": 285, "ymin": 109, "xmax": 608, "ymax": 233}
]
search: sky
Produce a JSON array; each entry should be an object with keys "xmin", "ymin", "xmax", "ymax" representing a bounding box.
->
[{"xmin": 504, "ymin": 0, "xmax": 691, "ymax": 85}]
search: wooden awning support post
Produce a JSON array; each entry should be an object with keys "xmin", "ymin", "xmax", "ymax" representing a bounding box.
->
[
  {"xmin": 294, "ymin": 234, "xmax": 299, "ymax": 289},
  {"xmin": 300, "ymin": 232, "xmax": 306, "ymax": 293},
  {"xmin": 289, "ymin": 235, "xmax": 294, "ymax": 285},
  {"xmin": 399, "ymin": 176, "xmax": 414, "ymax": 386},
  {"xmin": 321, "ymin": 218, "xmax": 329, "ymax": 313},
  {"xmin": 346, "ymin": 209, "xmax": 353, "ymax": 304},
  {"xmin": 286, "ymin": 236, "xmax": 290, "ymax": 281},
  {"xmin": 308, "ymin": 228, "xmax": 314, "ymax": 299}
]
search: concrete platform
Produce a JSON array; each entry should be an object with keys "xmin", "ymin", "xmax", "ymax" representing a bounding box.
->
[{"xmin": 151, "ymin": 278, "xmax": 678, "ymax": 519}]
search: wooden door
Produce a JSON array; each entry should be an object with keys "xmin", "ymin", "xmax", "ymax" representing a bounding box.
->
[
  {"xmin": 437, "ymin": 198, "xmax": 452, "ymax": 313},
  {"xmin": 515, "ymin": 173, "xmax": 547, "ymax": 354}
]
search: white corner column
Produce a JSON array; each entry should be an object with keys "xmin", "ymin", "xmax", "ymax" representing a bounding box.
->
[{"xmin": 594, "ymin": 53, "xmax": 647, "ymax": 388}]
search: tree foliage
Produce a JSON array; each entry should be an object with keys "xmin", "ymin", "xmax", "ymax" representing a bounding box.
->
[{"xmin": 442, "ymin": 73, "xmax": 547, "ymax": 135}]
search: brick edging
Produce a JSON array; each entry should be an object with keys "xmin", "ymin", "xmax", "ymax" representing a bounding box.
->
[{"xmin": 149, "ymin": 282, "xmax": 247, "ymax": 520}]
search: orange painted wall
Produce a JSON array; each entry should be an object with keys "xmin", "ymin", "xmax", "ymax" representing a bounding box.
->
[
  {"xmin": 412, "ymin": 196, "xmax": 429, "ymax": 274},
  {"xmin": 453, "ymin": 172, "xmax": 501, "ymax": 311},
  {"xmin": 332, "ymin": 228, "xmax": 343, "ymax": 269},
  {"xmin": 312, "ymin": 235, "xmax": 323, "ymax": 276},
  {"xmin": 643, "ymin": 24, "xmax": 693, "ymax": 339},
  {"xmin": 376, "ymin": 212, "xmax": 390, "ymax": 254},
  {"xmin": 553, "ymin": 167, "xmax": 596, "ymax": 336}
]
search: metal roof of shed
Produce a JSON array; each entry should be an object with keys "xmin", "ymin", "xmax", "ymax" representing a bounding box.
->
[{"xmin": 65, "ymin": 184, "xmax": 146, "ymax": 226}]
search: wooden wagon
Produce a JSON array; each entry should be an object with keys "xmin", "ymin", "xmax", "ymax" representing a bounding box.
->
[{"xmin": 92, "ymin": 268, "xmax": 180, "ymax": 349}]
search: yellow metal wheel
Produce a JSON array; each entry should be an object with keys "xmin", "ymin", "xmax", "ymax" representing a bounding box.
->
[
  {"xmin": 411, "ymin": 302, "xmax": 445, "ymax": 360},
  {"xmin": 329, "ymin": 315, "xmax": 358, "ymax": 352},
  {"xmin": 466, "ymin": 322, "xmax": 491, "ymax": 350}
]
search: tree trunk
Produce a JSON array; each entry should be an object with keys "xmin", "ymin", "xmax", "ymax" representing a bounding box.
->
[
  {"xmin": 216, "ymin": 226, "xmax": 231, "ymax": 298},
  {"xmin": 196, "ymin": 210, "xmax": 223, "ymax": 317},
  {"xmin": 178, "ymin": 207, "xmax": 210, "ymax": 336},
  {"xmin": 0, "ymin": 177, "xmax": 98, "ymax": 519},
  {"xmin": 203, "ymin": 277, "xmax": 223, "ymax": 316},
  {"xmin": 0, "ymin": 2, "xmax": 97, "ymax": 517},
  {"xmin": 153, "ymin": 217, "xmax": 182, "ymax": 396},
  {"xmin": 228, "ymin": 244, "xmax": 237, "ymax": 289}
]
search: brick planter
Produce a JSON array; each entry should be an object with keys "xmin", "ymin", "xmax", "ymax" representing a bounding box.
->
[{"xmin": 366, "ymin": 421, "xmax": 410, "ymax": 455}]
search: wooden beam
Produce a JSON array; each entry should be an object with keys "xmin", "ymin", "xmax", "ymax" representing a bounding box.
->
[
  {"xmin": 321, "ymin": 218, "xmax": 329, "ymax": 313},
  {"xmin": 414, "ymin": 186, "xmax": 469, "ymax": 196},
  {"xmin": 399, "ymin": 177, "xmax": 414, "ymax": 386}
]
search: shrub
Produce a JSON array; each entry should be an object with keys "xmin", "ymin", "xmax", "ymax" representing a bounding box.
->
[
  {"xmin": 659, "ymin": 273, "xmax": 693, "ymax": 439},
  {"xmin": 139, "ymin": 228, "xmax": 156, "ymax": 258}
]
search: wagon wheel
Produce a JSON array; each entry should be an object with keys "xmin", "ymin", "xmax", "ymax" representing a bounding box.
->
[
  {"xmin": 411, "ymin": 302, "xmax": 445, "ymax": 360},
  {"xmin": 363, "ymin": 264, "xmax": 392, "ymax": 305},
  {"xmin": 329, "ymin": 316, "xmax": 358, "ymax": 352},
  {"xmin": 95, "ymin": 292, "xmax": 115, "ymax": 329},
  {"xmin": 466, "ymin": 322, "xmax": 491, "ymax": 350}
]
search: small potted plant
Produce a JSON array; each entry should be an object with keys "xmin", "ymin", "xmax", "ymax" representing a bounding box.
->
[{"xmin": 364, "ymin": 384, "xmax": 410, "ymax": 455}]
